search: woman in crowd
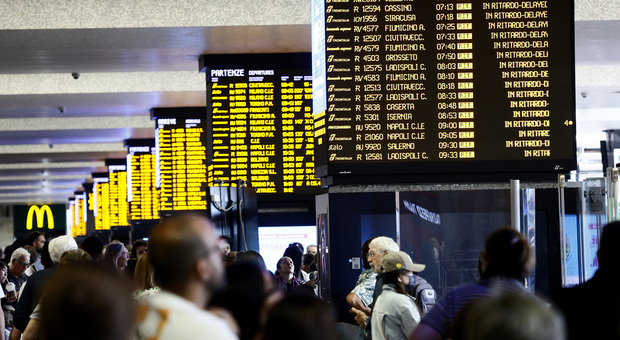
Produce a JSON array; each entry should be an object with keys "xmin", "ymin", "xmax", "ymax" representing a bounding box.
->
[
  {"xmin": 372, "ymin": 251, "xmax": 424, "ymax": 340},
  {"xmin": 133, "ymin": 253, "xmax": 160, "ymax": 300},
  {"xmin": 274, "ymin": 256, "xmax": 300, "ymax": 294},
  {"xmin": 102, "ymin": 240, "xmax": 130, "ymax": 271}
]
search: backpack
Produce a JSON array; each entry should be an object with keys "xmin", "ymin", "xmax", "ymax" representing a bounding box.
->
[{"xmin": 409, "ymin": 275, "xmax": 436, "ymax": 316}]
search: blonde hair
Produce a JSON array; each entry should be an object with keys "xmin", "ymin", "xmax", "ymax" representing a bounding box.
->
[{"xmin": 134, "ymin": 253, "xmax": 158, "ymax": 290}]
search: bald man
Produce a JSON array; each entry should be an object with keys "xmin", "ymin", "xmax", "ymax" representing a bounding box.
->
[{"xmin": 134, "ymin": 215, "xmax": 238, "ymax": 340}]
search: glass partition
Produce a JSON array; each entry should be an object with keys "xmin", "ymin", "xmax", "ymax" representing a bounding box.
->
[{"xmin": 397, "ymin": 189, "xmax": 534, "ymax": 298}]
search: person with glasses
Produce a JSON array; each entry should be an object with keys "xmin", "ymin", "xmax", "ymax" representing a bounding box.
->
[
  {"xmin": 348, "ymin": 237, "xmax": 399, "ymax": 339},
  {"xmin": 6, "ymin": 248, "xmax": 30, "ymax": 305}
]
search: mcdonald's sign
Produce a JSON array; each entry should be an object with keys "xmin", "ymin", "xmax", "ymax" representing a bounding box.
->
[
  {"xmin": 26, "ymin": 205, "xmax": 54, "ymax": 230},
  {"xmin": 13, "ymin": 204, "xmax": 65, "ymax": 234}
]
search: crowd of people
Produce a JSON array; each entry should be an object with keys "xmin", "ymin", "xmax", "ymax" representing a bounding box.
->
[
  {"xmin": 348, "ymin": 225, "xmax": 620, "ymax": 340},
  {"xmin": 0, "ymin": 216, "xmax": 327, "ymax": 340},
  {"xmin": 0, "ymin": 218, "xmax": 617, "ymax": 339}
]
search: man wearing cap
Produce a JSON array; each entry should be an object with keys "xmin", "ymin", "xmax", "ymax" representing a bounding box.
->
[{"xmin": 371, "ymin": 251, "xmax": 425, "ymax": 340}]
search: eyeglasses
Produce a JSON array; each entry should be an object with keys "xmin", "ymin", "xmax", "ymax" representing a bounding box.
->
[
  {"xmin": 17, "ymin": 259, "xmax": 30, "ymax": 267},
  {"xmin": 367, "ymin": 250, "xmax": 384, "ymax": 258}
]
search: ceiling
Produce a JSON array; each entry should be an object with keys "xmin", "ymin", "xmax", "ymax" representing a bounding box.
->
[{"xmin": 0, "ymin": 0, "xmax": 619, "ymax": 204}]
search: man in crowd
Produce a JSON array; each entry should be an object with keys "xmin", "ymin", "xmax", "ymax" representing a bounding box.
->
[
  {"xmin": 6, "ymin": 248, "xmax": 30, "ymax": 307},
  {"xmin": 80, "ymin": 236, "xmax": 104, "ymax": 263},
  {"xmin": 11, "ymin": 236, "xmax": 78, "ymax": 340},
  {"xmin": 134, "ymin": 215, "xmax": 237, "ymax": 340},
  {"xmin": 27, "ymin": 232, "xmax": 45, "ymax": 273},
  {"xmin": 348, "ymin": 237, "xmax": 399, "ymax": 334},
  {"xmin": 306, "ymin": 245, "xmax": 317, "ymax": 256}
]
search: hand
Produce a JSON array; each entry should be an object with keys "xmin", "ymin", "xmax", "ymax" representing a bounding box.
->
[
  {"xmin": 350, "ymin": 307, "xmax": 368, "ymax": 328},
  {"xmin": 305, "ymin": 278, "xmax": 317, "ymax": 288}
]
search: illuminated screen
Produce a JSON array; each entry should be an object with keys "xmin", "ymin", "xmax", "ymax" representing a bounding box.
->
[
  {"xmin": 108, "ymin": 163, "xmax": 130, "ymax": 227},
  {"xmin": 127, "ymin": 140, "xmax": 160, "ymax": 221},
  {"xmin": 311, "ymin": 0, "xmax": 576, "ymax": 178},
  {"xmin": 258, "ymin": 225, "xmax": 318, "ymax": 273},
  {"xmin": 203, "ymin": 53, "xmax": 323, "ymax": 194},
  {"xmin": 69, "ymin": 200, "xmax": 76, "ymax": 236},
  {"xmin": 153, "ymin": 107, "xmax": 209, "ymax": 212},
  {"xmin": 72, "ymin": 194, "xmax": 87, "ymax": 237},
  {"xmin": 93, "ymin": 174, "xmax": 110, "ymax": 230}
]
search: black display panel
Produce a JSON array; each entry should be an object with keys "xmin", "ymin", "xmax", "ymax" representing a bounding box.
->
[
  {"xmin": 152, "ymin": 107, "xmax": 209, "ymax": 213},
  {"xmin": 125, "ymin": 139, "xmax": 160, "ymax": 222},
  {"xmin": 311, "ymin": 0, "xmax": 576, "ymax": 179},
  {"xmin": 202, "ymin": 53, "xmax": 323, "ymax": 194}
]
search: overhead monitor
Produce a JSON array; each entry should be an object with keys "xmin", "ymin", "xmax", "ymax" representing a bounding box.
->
[
  {"xmin": 126, "ymin": 139, "xmax": 160, "ymax": 222},
  {"xmin": 152, "ymin": 107, "xmax": 209, "ymax": 213},
  {"xmin": 311, "ymin": 0, "xmax": 576, "ymax": 181},
  {"xmin": 71, "ymin": 193, "xmax": 87, "ymax": 237},
  {"xmin": 201, "ymin": 53, "xmax": 324, "ymax": 195},
  {"xmin": 107, "ymin": 159, "xmax": 130, "ymax": 227},
  {"xmin": 92, "ymin": 172, "xmax": 111, "ymax": 230}
]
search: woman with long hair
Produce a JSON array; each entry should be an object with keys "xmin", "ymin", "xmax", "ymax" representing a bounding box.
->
[{"xmin": 102, "ymin": 241, "xmax": 130, "ymax": 271}]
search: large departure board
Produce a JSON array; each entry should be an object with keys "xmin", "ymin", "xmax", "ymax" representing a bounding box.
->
[
  {"xmin": 93, "ymin": 173, "xmax": 110, "ymax": 230},
  {"xmin": 126, "ymin": 139, "xmax": 160, "ymax": 222},
  {"xmin": 311, "ymin": 0, "xmax": 575, "ymax": 178},
  {"xmin": 152, "ymin": 107, "xmax": 209, "ymax": 213},
  {"xmin": 107, "ymin": 160, "xmax": 130, "ymax": 227},
  {"xmin": 202, "ymin": 53, "xmax": 322, "ymax": 194}
]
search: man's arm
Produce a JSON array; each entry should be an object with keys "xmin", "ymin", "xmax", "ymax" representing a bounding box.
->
[
  {"xmin": 408, "ymin": 323, "xmax": 443, "ymax": 340},
  {"xmin": 346, "ymin": 292, "xmax": 371, "ymax": 315}
]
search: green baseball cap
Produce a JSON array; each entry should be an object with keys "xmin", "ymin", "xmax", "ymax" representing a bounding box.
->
[{"xmin": 381, "ymin": 251, "xmax": 425, "ymax": 273}]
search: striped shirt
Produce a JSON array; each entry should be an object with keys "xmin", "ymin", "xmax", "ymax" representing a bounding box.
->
[{"xmin": 420, "ymin": 277, "xmax": 526, "ymax": 338}]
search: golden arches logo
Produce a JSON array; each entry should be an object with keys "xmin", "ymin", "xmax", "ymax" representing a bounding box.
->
[{"xmin": 26, "ymin": 205, "xmax": 54, "ymax": 230}]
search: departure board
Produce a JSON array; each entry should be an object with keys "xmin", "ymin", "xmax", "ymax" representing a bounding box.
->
[
  {"xmin": 74, "ymin": 193, "xmax": 87, "ymax": 237},
  {"xmin": 83, "ymin": 182, "xmax": 96, "ymax": 234},
  {"xmin": 202, "ymin": 53, "xmax": 322, "ymax": 194},
  {"xmin": 311, "ymin": 0, "xmax": 575, "ymax": 178},
  {"xmin": 152, "ymin": 107, "xmax": 209, "ymax": 212},
  {"xmin": 69, "ymin": 200, "xmax": 76, "ymax": 236},
  {"xmin": 126, "ymin": 139, "xmax": 160, "ymax": 221},
  {"xmin": 93, "ymin": 173, "xmax": 111, "ymax": 230},
  {"xmin": 108, "ymin": 161, "xmax": 130, "ymax": 227}
]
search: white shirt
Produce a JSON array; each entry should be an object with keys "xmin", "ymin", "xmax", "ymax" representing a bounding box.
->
[{"xmin": 134, "ymin": 290, "xmax": 238, "ymax": 340}]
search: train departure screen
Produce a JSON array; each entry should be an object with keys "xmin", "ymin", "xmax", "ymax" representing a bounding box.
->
[
  {"xmin": 153, "ymin": 108, "xmax": 209, "ymax": 212},
  {"xmin": 127, "ymin": 142, "xmax": 160, "ymax": 221},
  {"xmin": 311, "ymin": 0, "xmax": 575, "ymax": 177},
  {"xmin": 203, "ymin": 54, "xmax": 322, "ymax": 194},
  {"xmin": 93, "ymin": 174, "xmax": 110, "ymax": 230},
  {"xmin": 73, "ymin": 194, "xmax": 86, "ymax": 237},
  {"xmin": 108, "ymin": 164, "xmax": 130, "ymax": 227}
]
